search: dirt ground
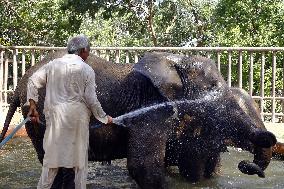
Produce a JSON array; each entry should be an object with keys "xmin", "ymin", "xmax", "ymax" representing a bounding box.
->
[{"xmin": 0, "ymin": 108, "xmax": 27, "ymax": 137}]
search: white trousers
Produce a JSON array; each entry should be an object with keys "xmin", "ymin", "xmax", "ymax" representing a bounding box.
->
[{"xmin": 37, "ymin": 166, "xmax": 87, "ymax": 189}]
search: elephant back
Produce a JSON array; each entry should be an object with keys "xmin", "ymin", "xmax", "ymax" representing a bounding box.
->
[
  {"xmin": 134, "ymin": 52, "xmax": 183, "ymax": 100},
  {"xmin": 134, "ymin": 52, "xmax": 227, "ymax": 100}
]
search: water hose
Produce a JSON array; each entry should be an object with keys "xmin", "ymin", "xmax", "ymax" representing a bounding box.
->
[{"xmin": 0, "ymin": 117, "xmax": 31, "ymax": 149}]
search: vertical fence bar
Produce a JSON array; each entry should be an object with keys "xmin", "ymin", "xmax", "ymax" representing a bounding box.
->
[
  {"xmin": 0, "ymin": 51, "xmax": 3, "ymax": 105},
  {"xmin": 105, "ymin": 50, "xmax": 110, "ymax": 61},
  {"xmin": 13, "ymin": 49, "xmax": 18, "ymax": 90},
  {"xmin": 217, "ymin": 51, "xmax": 221, "ymax": 71},
  {"xmin": 283, "ymin": 53, "xmax": 284, "ymax": 122},
  {"xmin": 22, "ymin": 50, "xmax": 26, "ymax": 76},
  {"xmin": 185, "ymin": 51, "xmax": 189, "ymax": 57},
  {"xmin": 206, "ymin": 52, "xmax": 211, "ymax": 59},
  {"xmin": 272, "ymin": 51, "xmax": 276, "ymax": 123},
  {"xmin": 125, "ymin": 51, "xmax": 130, "ymax": 63},
  {"xmin": 115, "ymin": 50, "xmax": 120, "ymax": 63},
  {"xmin": 260, "ymin": 52, "xmax": 265, "ymax": 121},
  {"xmin": 249, "ymin": 52, "xmax": 254, "ymax": 96},
  {"xmin": 40, "ymin": 50, "xmax": 44, "ymax": 61},
  {"xmin": 96, "ymin": 50, "xmax": 101, "ymax": 57},
  {"xmin": 227, "ymin": 51, "xmax": 232, "ymax": 87},
  {"xmin": 238, "ymin": 51, "xmax": 243, "ymax": 88},
  {"xmin": 31, "ymin": 49, "xmax": 35, "ymax": 66},
  {"xmin": 4, "ymin": 53, "xmax": 8, "ymax": 104},
  {"xmin": 134, "ymin": 51, "xmax": 139, "ymax": 63}
]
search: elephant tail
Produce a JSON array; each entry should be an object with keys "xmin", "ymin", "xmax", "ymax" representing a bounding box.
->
[{"xmin": 0, "ymin": 88, "xmax": 21, "ymax": 142}]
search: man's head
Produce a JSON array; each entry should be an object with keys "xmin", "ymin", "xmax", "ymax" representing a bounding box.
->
[{"xmin": 67, "ymin": 35, "xmax": 90, "ymax": 61}]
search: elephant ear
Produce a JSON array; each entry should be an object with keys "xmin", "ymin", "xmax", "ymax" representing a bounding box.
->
[{"xmin": 133, "ymin": 52, "xmax": 185, "ymax": 100}]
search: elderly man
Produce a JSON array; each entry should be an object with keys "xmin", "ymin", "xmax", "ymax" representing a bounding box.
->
[{"xmin": 27, "ymin": 35, "xmax": 112, "ymax": 189}]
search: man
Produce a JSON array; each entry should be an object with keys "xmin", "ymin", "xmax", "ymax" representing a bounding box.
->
[{"xmin": 27, "ymin": 35, "xmax": 112, "ymax": 189}]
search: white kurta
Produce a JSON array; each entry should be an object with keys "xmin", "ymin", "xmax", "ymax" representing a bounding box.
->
[{"xmin": 27, "ymin": 54, "xmax": 108, "ymax": 169}]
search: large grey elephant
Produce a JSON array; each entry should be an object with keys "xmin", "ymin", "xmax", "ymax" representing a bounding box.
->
[
  {"xmin": 164, "ymin": 87, "xmax": 277, "ymax": 182},
  {"xmin": 0, "ymin": 51, "xmax": 277, "ymax": 188},
  {"xmin": 117, "ymin": 87, "xmax": 276, "ymax": 187}
]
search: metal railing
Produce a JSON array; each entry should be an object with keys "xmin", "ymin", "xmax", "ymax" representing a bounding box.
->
[{"xmin": 0, "ymin": 46, "xmax": 284, "ymax": 123}]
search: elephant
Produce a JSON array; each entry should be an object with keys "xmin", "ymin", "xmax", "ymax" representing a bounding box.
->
[
  {"xmin": 164, "ymin": 87, "xmax": 277, "ymax": 182},
  {"xmin": 115, "ymin": 87, "xmax": 277, "ymax": 186},
  {"xmin": 0, "ymin": 50, "xmax": 277, "ymax": 188}
]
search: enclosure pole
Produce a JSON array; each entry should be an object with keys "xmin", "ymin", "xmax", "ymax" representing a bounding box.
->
[
  {"xmin": 282, "ymin": 55, "xmax": 284, "ymax": 122},
  {"xmin": 31, "ymin": 50, "xmax": 35, "ymax": 66},
  {"xmin": 227, "ymin": 51, "xmax": 232, "ymax": 87},
  {"xmin": 272, "ymin": 51, "xmax": 276, "ymax": 123},
  {"xmin": 249, "ymin": 52, "xmax": 254, "ymax": 96},
  {"xmin": 4, "ymin": 53, "xmax": 8, "ymax": 105},
  {"xmin": 260, "ymin": 52, "xmax": 265, "ymax": 121},
  {"xmin": 134, "ymin": 51, "xmax": 139, "ymax": 63},
  {"xmin": 12, "ymin": 49, "xmax": 18, "ymax": 90},
  {"xmin": 238, "ymin": 51, "xmax": 243, "ymax": 88},
  {"xmin": 115, "ymin": 50, "xmax": 120, "ymax": 63},
  {"xmin": 21, "ymin": 50, "xmax": 26, "ymax": 76},
  {"xmin": 0, "ymin": 51, "xmax": 3, "ymax": 105},
  {"xmin": 217, "ymin": 51, "xmax": 221, "ymax": 71}
]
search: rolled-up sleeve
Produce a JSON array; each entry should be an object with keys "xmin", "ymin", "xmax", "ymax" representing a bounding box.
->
[
  {"xmin": 84, "ymin": 69, "xmax": 108, "ymax": 124},
  {"xmin": 26, "ymin": 64, "xmax": 48, "ymax": 104}
]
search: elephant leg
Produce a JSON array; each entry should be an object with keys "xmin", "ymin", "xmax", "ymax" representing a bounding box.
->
[
  {"xmin": 165, "ymin": 137, "xmax": 181, "ymax": 167},
  {"xmin": 177, "ymin": 136, "xmax": 206, "ymax": 182},
  {"xmin": 25, "ymin": 123, "xmax": 45, "ymax": 164},
  {"xmin": 204, "ymin": 153, "xmax": 221, "ymax": 178},
  {"xmin": 178, "ymin": 155, "xmax": 205, "ymax": 183},
  {"xmin": 127, "ymin": 129, "xmax": 168, "ymax": 189}
]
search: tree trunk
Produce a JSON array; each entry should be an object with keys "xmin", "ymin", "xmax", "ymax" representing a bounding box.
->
[{"xmin": 147, "ymin": 0, "xmax": 158, "ymax": 46}]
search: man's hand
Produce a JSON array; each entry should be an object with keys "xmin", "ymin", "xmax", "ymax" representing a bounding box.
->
[
  {"xmin": 28, "ymin": 99, "xmax": 40, "ymax": 124},
  {"xmin": 107, "ymin": 115, "xmax": 113, "ymax": 124}
]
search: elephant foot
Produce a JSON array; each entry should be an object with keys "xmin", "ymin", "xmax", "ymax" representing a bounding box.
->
[
  {"xmin": 178, "ymin": 161, "xmax": 202, "ymax": 183},
  {"xmin": 128, "ymin": 166, "xmax": 167, "ymax": 189},
  {"xmin": 204, "ymin": 154, "xmax": 221, "ymax": 179}
]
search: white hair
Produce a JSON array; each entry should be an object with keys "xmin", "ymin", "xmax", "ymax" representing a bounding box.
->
[{"xmin": 67, "ymin": 35, "xmax": 90, "ymax": 54}]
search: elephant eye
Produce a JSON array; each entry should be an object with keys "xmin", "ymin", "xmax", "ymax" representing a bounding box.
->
[
  {"xmin": 189, "ymin": 69, "xmax": 198, "ymax": 78},
  {"xmin": 211, "ymin": 82, "xmax": 217, "ymax": 88}
]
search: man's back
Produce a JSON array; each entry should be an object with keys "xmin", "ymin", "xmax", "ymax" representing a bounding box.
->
[{"xmin": 45, "ymin": 54, "xmax": 91, "ymax": 106}]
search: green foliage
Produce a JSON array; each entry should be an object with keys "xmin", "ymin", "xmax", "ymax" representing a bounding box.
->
[
  {"xmin": 60, "ymin": 0, "xmax": 218, "ymax": 47},
  {"xmin": 0, "ymin": 0, "xmax": 78, "ymax": 46},
  {"xmin": 212, "ymin": 0, "xmax": 284, "ymax": 46}
]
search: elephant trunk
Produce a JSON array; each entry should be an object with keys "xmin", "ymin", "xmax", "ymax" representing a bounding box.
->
[
  {"xmin": 0, "ymin": 90, "xmax": 20, "ymax": 142},
  {"xmin": 253, "ymin": 146, "xmax": 272, "ymax": 171},
  {"xmin": 238, "ymin": 130, "xmax": 277, "ymax": 178}
]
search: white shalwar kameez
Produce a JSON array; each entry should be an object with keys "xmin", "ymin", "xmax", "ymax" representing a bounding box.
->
[{"xmin": 26, "ymin": 54, "xmax": 108, "ymax": 189}]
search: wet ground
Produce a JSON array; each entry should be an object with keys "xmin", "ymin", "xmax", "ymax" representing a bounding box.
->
[{"xmin": 0, "ymin": 137, "xmax": 284, "ymax": 189}]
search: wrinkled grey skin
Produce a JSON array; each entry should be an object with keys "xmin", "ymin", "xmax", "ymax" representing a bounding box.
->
[
  {"xmin": 164, "ymin": 88, "xmax": 276, "ymax": 182},
  {"xmin": 0, "ymin": 51, "xmax": 276, "ymax": 189}
]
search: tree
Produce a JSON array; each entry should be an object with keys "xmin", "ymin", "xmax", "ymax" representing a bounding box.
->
[
  {"xmin": 61, "ymin": 0, "xmax": 217, "ymax": 47},
  {"xmin": 212, "ymin": 0, "xmax": 284, "ymax": 47},
  {"xmin": 0, "ymin": 0, "xmax": 78, "ymax": 46}
]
